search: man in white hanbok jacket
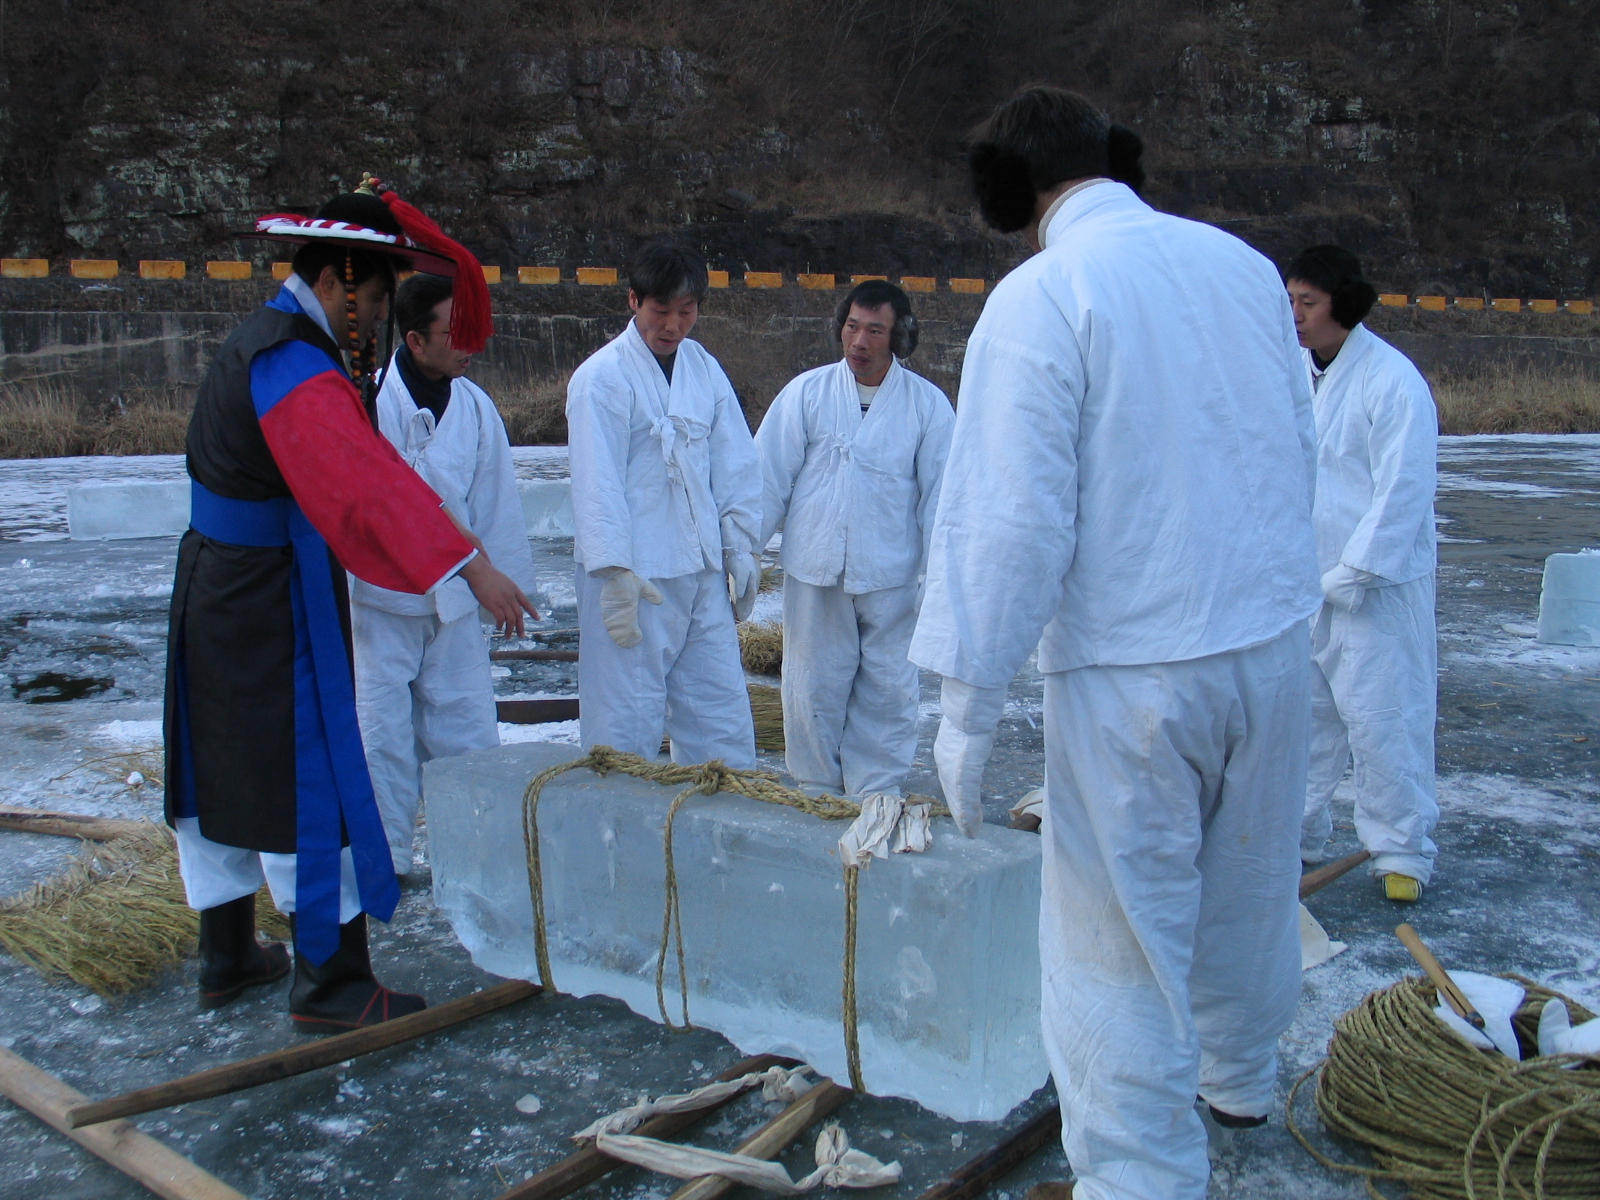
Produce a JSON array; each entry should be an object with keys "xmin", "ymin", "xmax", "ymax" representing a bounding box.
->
[
  {"xmin": 756, "ymin": 281, "xmax": 953, "ymax": 797},
  {"xmin": 910, "ymin": 88, "xmax": 1321, "ymax": 1200},
  {"xmin": 353, "ymin": 273, "xmax": 540, "ymax": 875},
  {"xmin": 567, "ymin": 245, "xmax": 762, "ymax": 767},
  {"xmin": 1287, "ymin": 245, "xmax": 1439, "ymax": 901}
]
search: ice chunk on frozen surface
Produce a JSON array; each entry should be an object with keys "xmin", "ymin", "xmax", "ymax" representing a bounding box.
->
[
  {"xmin": 1537, "ymin": 550, "xmax": 1600, "ymax": 646},
  {"xmin": 67, "ymin": 481, "xmax": 190, "ymax": 540},
  {"xmin": 518, "ymin": 480, "xmax": 574, "ymax": 537},
  {"xmin": 425, "ymin": 742, "xmax": 1046, "ymax": 1121}
]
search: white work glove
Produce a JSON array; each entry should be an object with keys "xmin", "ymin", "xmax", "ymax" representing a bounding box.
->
[
  {"xmin": 594, "ymin": 567, "xmax": 663, "ymax": 649},
  {"xmin": 934, "ymin": 677, "xmax": 1008, "ymax": 839},
  {"xmin": 725, "ymin": 549, "xmax": 759, "ymax": 623},
  {"xmin": 1321, "ymin": 564, "xmax": 1377, "ymax": 613}
]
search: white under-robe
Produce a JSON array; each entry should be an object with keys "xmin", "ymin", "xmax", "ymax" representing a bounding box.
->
[
  {"xmin": 1299, "ymin": 322, "xmax": 1439, "ymax": 882},
  {"xmin": 910, "ymin": 181, "xmax": 1320, "ymax": 1200},
  {"xmin": 756, "ymin": 357, "xmax": 952, "ymax": 794},
  {"xmin": 566, "ymin": 320, "xmax": 760, "ymax": 765},
  {"xmin": 352, "ymin": 357, "xmax": 538, "ymax": 873}
]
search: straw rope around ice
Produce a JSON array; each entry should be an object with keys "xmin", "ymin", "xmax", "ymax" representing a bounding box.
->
[
  {"xmin": 521, "ymin": 745, "xmax": 948, "ymax": 1094},
  {"xmin": 1285, "ymin": 974, "xmax": 1600, "ymax": 1200}
]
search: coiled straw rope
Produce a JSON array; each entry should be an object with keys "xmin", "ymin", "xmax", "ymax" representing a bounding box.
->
[
  {"xmin": 521, "ymin": 745, "xmax": 946, "ymax": 1092},
  {"xmin": 1287, "ymin": 974, "xmax": 1600, "ymax": 1200}
]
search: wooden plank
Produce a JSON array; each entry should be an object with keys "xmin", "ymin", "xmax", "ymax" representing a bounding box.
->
[
  {"xmin": 663, "ymin": 1078, "xmax": 852, "ymax": 1200},
  {"xmin": 492, "ymin": 1054, "xmax": 796, "ymax": 1200},
  {"xmin": 490, "ymin": 649, "xmax": 580, "ymax": 663},
  {"xmin": 0, "ymin": 1045, "xmax": 248, "ymax": 1200},
  {"xmin": 1298, "ymin": 849, "xmax": 1371, "ymax": 899},
  {"xmin": 0, "ymin": 806, "xmax": 148, "ymax": 841},
  {"xmin": 915, "ymin": 1103, "xmax": 1062, "ymax": 1200},
  {"xmin": 67, "ymin": 979, "xmax": 539, "ymax": 1128},
  {"xmin": 497, "ymin": 699, "xmax": 580, "ymax": 724}
]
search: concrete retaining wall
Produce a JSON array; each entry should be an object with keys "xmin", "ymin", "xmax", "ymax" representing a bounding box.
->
[{"xmin": 5, "ymin": 282, "xmax": 1600, "ymax": 420}]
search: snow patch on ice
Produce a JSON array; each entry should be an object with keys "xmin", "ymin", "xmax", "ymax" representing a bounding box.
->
[
  {"xmin": 512, "ymin": 446, "xmax": 570, "ymax": 481},
  {"xmin": 1437, "ymin": 472, "xmax": 1567, "ymax": 497},
  {"xmin": 1443, "ymin": 628, "xmax": 1600, "ymax": 673},
  {"xmin": 1438, "ymin": 772, "xmax": 1600, "ymax": 837},
  {"xmin": 95, "ymin": 719, "xmax": 162, "ymax": 747},
  {"xmin": 499, "ymin": 720, "xmax": 581, "ymax": 745}
]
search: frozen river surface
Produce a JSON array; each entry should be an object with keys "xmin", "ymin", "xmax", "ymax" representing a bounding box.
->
[{"xmin": 0, "ymin": 436, "xmax": 1596, "ymax": 1199}]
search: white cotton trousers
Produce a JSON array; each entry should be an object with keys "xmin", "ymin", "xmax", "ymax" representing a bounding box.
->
[
  {"xmin": 173, "ymin": 817, "xmax": 363, "ymax": 921},
  {"xmin": 576, "ymin": 565, "xmax": 755, "ymax": 768},
  {"xmin": 1039, "ymin": 625, "xmax": 1310, "ymax": 1200},
  {"xmin": 781, "ymin": 577, "xmax": 920, "ymax": 796},
  {"xmin": 353, "ymin": 605, "xmax": 500, "ymax": 874},
  {"xmin": 1301, "ymin": 573, "xmax": 1438, "ymax": 882}
]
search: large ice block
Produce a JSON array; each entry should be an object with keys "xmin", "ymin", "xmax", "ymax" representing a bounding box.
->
[
  {"xmin": 66, "ymin": 480, "xmax": 189, "ymax": 539},
  {"xmin": 424, "ymin": 742, "xmax": 1046, "ymax": 1121}
]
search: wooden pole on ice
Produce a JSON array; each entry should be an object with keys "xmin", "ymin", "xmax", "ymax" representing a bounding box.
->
[
  {"xmin": 0, "ymin": 806, "xmax": 146, "ymax": 841},
  {"xmin": 67, "ymin": 979, "xmax": 539, "ymax": 1128},
  {"xmin": 0, "ymin": 1045, "xmax": 247, "ymax": 1200}
]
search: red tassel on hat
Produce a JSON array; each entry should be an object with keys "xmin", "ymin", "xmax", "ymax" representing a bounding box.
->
[{"xmin": 378, "ymin": 187, "xmax": 494, "ymax": 355}]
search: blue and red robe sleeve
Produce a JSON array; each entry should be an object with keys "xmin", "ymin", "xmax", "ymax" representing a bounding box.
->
[{"xmin": 250, "ymin": 341, "xmax": 475, "ymax": 593}]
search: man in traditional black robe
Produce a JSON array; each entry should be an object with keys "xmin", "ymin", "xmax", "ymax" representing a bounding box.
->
[{"xmin": 166, "ymin": 180, "xmax": 535, "ymax": 1030}]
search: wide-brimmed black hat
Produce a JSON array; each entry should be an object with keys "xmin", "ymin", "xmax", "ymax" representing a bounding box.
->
[
  {"xmin": 243, "ymin": 185, "xmax": 460, "ymax": 277},
  {"xmin": 241, "ymin": 176, "xmax": 493, "ymax": 353}
]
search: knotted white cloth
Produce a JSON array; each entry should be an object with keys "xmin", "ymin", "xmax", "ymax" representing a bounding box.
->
[
  {"xmin": 837, "ymin": 794, "xmax": 934, "ymax": 867},
  {"xmin": 594, "ymin": 1122, "xmax": 903, "ymax": 1193},
  {"xmin": 572, "ymin": 1065, "xmax": 814, "ymax": 1141}
]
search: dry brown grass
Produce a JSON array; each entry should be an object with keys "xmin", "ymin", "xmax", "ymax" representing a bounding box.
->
[
  {"xmin": 1432, "ymin": 364, "xmax": 1600, "ymax": 434},
  {"xmin": 0, "ymin": 823, "xmax": 287, "ymax": 996},
  {"xmin": 0, "ymin": 380, "xmax": 190, "ymax": 457},
  {"xmin": 748, "ymin": 682, "xmax": 784, "ymax": 752},
  {"xmin": 495, "ymin": 376, "xmax": 569, "ymax": 445},
  {"xmin": 739, "ymin": 620, "xmax": 783, "ymax": 675}
]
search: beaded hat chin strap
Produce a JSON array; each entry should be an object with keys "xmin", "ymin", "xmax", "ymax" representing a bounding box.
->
[{"xmin": 343, "ymin": 174, "xmax": 385, "ymax": 404}]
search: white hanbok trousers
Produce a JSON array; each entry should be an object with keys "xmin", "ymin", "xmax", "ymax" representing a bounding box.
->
[
  {"xmin": 781, "ymin": 577, "xmax": 919, "ymax": 796},
  {"xmin": 352, "ymin": 605, "xmax": 499, "ymax": 874},
  {"xmin": 1301, "ymin": 573, "xmax": 1438, "ymax": 882},
  {"xmin": 576, "ymin": 566, "xmax": 755, "ymax": 768},
  {"xmin": 1040, "ymin": 625, "xmax": 1309, "ymax": 1200},
  {"xmin": 173, "ymin": 817, "xmax": 362, "ymax": 922}
]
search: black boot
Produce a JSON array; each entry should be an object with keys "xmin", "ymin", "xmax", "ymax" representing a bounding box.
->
[
  {"xmin": 197, "ymin": 894, "xmax": 290, "ymax": 1010},
  {"xmin": 288, "ymin": 913, "xmax": 426, "ymax": 1033}
]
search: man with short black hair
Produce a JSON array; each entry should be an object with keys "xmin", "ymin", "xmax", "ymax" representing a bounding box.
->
[
  {"xmin": 912, "ymin": 87, "xmax": 1320, "ymax": 1199},
  {"xmin": 755, "ymin": 280, "xmax": 952, "ymax": 797},
  {"xmin": 566, "ymin": 243, "xmax": 761, "ymax": 765},
  {"xmin": 352, "ymin": 272, "xmax": 538, "ymax": 877},
  {"xmin": 1286, "ymin": 245, "xmax": 1439, "ymax": 902}
]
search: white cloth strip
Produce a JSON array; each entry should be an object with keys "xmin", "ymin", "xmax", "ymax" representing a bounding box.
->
[
  {"xmin": 837, "ymin": 793, "xmax": 933, "ymax": 867},
  {"xmin": 594, "ymin": 1123, "xmax": 902, "ymax": 1193},
  {"xmin": 572, "ymin": 1065, "xmax": 814, "ymax": 1142}
]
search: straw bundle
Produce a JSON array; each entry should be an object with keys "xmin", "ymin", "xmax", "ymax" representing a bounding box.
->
[
  {"xmin": 739, "ymin": 621, "xmax": 784, "ymax": 675},
  {"xmin": 0, "ymin": 823, "xmax": 286, "ymax": 997},
  {"xmin": 748, "ymin": 683, "xmax": 784, "ymax": 751}
]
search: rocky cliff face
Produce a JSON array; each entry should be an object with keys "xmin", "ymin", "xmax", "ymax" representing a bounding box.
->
[{"xmin": 1, "ymin": 1, "xmax": 1594, "ymax": 294}]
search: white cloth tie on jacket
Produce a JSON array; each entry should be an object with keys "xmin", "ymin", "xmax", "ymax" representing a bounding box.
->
[
  {"xmin": 757, "ymin": 358, "xmax": 952, "ymax": 595},
  {"xmin": 568, "ymin": 320, "xmax": 759, "ymax": 580}
]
